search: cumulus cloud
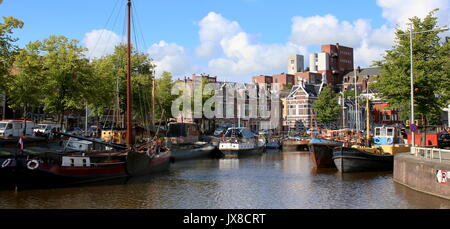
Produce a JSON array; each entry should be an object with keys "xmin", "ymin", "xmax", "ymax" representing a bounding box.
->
[
  {"xmin": 289, "ymin": 14, "xmax": 393, "ymax": 67},
  {"xmin": 148, "ymin": 41, "xmax": 196, "ymax": 77},
  {"xmin": 83, "ymin": 29, "xmax": 125, "ymax": 59},
  {"xmin": 195, "ymin": 12, "xmax": 243, "ymax": 58},
  {"xmin": 194, "ymin": 12, "xmax": 308, "ymax": 78},
  {"xmin": 290, "ymin": 15, "xmax": 371, "ymax": 48},
  {"xmin": 209, "ymin": 32, "xmax": 307, "ymax": 76},
  {"xmin": 377, "ymin": 0, "xmax": 450, "ymax": 27}
]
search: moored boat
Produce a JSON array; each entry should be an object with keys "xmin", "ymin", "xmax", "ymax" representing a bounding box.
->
[
  {"xmin": 266, "ymin": 141, "xmax": 281, "ymax": 149},
  {"xmin": 165, "ymin": 122, "xmax": 215, "ymax": 162},
  {"xmin": 308, "ymin": 138, "xmax": 343, "ymax": 168},
  {"xmin": 332, "ymin": 126, "xmax": 410, "ymax": 173},
  {"xmin": 333, "ymin": 146, "xmax": 393, "ymax": 173},
  {"xmin": 282, "ymin": 136, "xmax": 309, "ymax": 151},
  {"xmin": 219, "ymin": 127, "xmax": 265, "ymax": 158},
  {"xmin": 0, "ymin": 0, "xmax": 172, "ymax": 189}
]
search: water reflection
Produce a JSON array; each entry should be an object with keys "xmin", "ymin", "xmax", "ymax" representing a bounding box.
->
[{"xmin": 0, "ymin": 150, "xmax": 449, "ymax": 209}]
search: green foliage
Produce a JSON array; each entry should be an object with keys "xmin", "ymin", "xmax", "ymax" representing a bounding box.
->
[
  {"xmin": 91, "ymin": 45, "xmax": 156, "ymax": 120},
  {"xmin": 6, "ymin": 41, "xmax": 43, "ymax": 112},
  {"xmin": 155, "ymin": 71, "xmax": 176, "ymax": 121},
  {"xmin": 39, "ymin": 36, "xmax": 92, "ymax": 124},
  {"xmin": 0, "ymin": 16, "xmax": 24, "ymax": 91},
  {"xmin": 372, "ymin": 9, "xmax": 450, "ymax": 123},
  {"xmin": 313, "ymin": 86, "xmax": 341, "ymax": 126}
]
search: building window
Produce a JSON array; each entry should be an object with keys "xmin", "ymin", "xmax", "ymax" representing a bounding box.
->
[{"xmin": 383, "ymin": 114, "xmax": 391, "ymax": 121}]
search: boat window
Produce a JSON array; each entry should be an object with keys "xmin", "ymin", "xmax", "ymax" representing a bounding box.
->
[
  {"xmin": 386, "ymin": 128, "xmax": 394, "ymax": 137},
  {"xmin": 380, "ymin": 128, "xmax": 387, "ymax": 137},
  {"xmin": 375, "ymin": 128, "xmax": 381, "ymax": 136},
  {"xmin": 225, "ymin": 129, "xmax": 242, "ymax": 138},
  {"xmin": 167, "ymin": 124, "xmax": 186, "ymax": 137}
]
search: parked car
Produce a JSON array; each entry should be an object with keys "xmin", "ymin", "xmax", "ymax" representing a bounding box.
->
[
  {"xmin": 65, "ymin": 127, "xmax": 83, "ymax": 136},
  {"xmin": 0, "ymin": 120, "xmax": 35, "ymax": 137},
  {"xmin": 438, "ymin": 133, "xmax": 450, "ymax": 149},
  {"xmin": 33, "ymin": 124, "xmax": 58, "ymax": 137}
]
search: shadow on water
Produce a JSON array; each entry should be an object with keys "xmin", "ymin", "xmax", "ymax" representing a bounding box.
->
[
  {"xmin": 334, "ymin": 171, "xmax": 393, "ymax": 182},
  {"xmin": 392, "ymin": 181, "xmax": 450, "ymax": 209}
]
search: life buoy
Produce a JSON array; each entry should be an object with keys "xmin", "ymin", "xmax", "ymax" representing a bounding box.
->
[
  {"xmin": 387, "ymin": 138, "xmax": 393, "ymax": 145},
  {"xmin": 1, "ymin": 159, "xmax": 12, "ymax": 168},
  {"xmin": 26, "ymin": 160, "xmax": 39, "ymax": 170}
]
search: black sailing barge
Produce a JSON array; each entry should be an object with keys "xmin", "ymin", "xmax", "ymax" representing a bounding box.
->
[{"xmin": 0, "ymin": 0, "xmax": 172, "ymax": 189}]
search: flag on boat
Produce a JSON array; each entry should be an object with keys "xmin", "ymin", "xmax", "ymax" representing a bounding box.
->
[{"xmin": 18, "ymin": 136, "xmax": 24, "ymax": 153}]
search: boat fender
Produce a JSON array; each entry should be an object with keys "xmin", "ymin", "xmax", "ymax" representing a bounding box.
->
[
  {"xmin": 1, "ymin": 159, "xmax": 12, "ymax": 168},
  {"xmin": 26, "ymin": 160, "xmax": 40, "ymax": 170},
  {"xmin": 387, "ymin": 138, "xmax": 393, "ymax": 145}
]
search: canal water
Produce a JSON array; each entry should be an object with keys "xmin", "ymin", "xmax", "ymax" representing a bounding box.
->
[{"xmin": 0, "ymin": 150, "xmax": 449, "ymax": 209}]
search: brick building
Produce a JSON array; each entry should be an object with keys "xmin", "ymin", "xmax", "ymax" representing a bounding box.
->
[
  {"xmin": 284, "ymin": 78, "xmax": 326, "ymax": 131},
  {"xmin": 309, "ymin": 43, "xmax": 354, "ymax": 89}
]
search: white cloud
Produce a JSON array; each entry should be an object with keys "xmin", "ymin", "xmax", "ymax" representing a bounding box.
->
[
  {"xmin": 193, "ymin": 12, "xmax": 308, "ymax": 79},
  {"xmin": 195, "ymin": 12, "xmax": 243, "ymax": 58},
  {"xmin": 289, "ymin": 14, "xmax": 393, "ymax": 68},
  {"xmin": 290, "ymin": 14, "xmax": 371, "ymax": 48},
  {"xmin": 208, "ymin": 32, "xmax": 307, "ymax": 76},
  {"xmin": 377, "ymin": 0, "xmax": 450, "ymax": 27},
  {"xmin": 83, "ymin": 29, "xmax": 125, "ymax": 59},
  {"xmin": 148, "ymin": 41, "xmax": 196, "ymax": 78}
]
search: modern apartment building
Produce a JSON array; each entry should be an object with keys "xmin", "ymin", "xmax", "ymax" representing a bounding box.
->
[{"xmin": 288, "ymin": 54, "xmax": 304, "ymax": 75}]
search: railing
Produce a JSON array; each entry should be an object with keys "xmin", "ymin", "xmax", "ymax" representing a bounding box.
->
[{"xmin": 411, "ymin": 147, "xmax": 450, "ymax": 162}]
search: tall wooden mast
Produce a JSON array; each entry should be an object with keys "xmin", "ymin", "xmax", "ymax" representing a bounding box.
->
[{"xmin": 126, "ymin": 0, "xmax": 133, "ymax": 147}]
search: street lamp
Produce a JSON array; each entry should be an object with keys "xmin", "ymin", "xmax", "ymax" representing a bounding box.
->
[{"xmin": 404, "ymin": 24, "xmax": 448, "ymax": 146}]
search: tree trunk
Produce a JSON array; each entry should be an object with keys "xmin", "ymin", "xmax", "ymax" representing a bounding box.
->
[
  {"xmin": 424, "ymin": 116, "xmax": 428, "ymax": 146},
  {"xmin": 421, "ymin": 115, "xmax": 426, "ymax": 146},
  {"xmin": 22, "ymin": 105, "xmax": 27, "ymax": 136},
  {"xmin": 59, "ymin": 111, "xmax": 64, "ymax": 132}
]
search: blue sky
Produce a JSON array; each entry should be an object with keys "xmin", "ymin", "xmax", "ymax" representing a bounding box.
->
[{"xmin": 1, "ymin": 0, "xmax": 449, "ymax": 82}]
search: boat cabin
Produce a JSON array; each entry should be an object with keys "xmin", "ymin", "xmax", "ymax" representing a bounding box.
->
[
  {"xmin": 373, "ymin": 126, "xmax": 402, "ymax": 146},
  {"xmin": 166, "ymin": 123, "xmax": 200, "ymax": 144},
  {"xmin": 223, "ymin": 127, "xmax": 256, "ymax": 139}
]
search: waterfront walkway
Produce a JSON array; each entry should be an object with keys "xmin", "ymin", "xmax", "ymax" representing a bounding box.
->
[{"xmin": 394, "ymin": 147, "xmax": 450, "ymax": 200}]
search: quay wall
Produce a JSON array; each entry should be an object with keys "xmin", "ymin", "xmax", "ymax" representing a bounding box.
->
[{"xmin": 394, "ymin": 153, "xmax": 450, "ymax": 200}]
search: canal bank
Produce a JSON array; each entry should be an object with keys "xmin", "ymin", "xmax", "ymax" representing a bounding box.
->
[{"xmin": 394, "ymin": 148, "xmax": 450, "ymax": 200}]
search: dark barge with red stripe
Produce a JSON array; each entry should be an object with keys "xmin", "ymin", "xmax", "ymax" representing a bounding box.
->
[{"xmin": 0, "ymin": 136, "xmax": 171, "ymax": 189}]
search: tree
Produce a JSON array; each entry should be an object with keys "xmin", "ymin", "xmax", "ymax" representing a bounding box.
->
[
  {"xmin": 372, "ymin": 9, "xmax": 450, "ymax": 126},
  {"xmin": 155, "ymin": 71, "xmax": 176, "ymax": 122},
  {"xmin": 313, "ymin": 86, "xmax": 341, "ymax": 128},
  {"xmin": 90, "ymin": 45, "xmax": 156, "ymax": 126},
  {"xmin": 0, "ymin": 16, "xmax": 23, "ymax": 91},
  {"xmin": 38, "ymin": 36, "xmax": 92, "ymax": 128},
  {"xmin": 6, "ymin": 41, "xmax": 44, "ymax": 121}
]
